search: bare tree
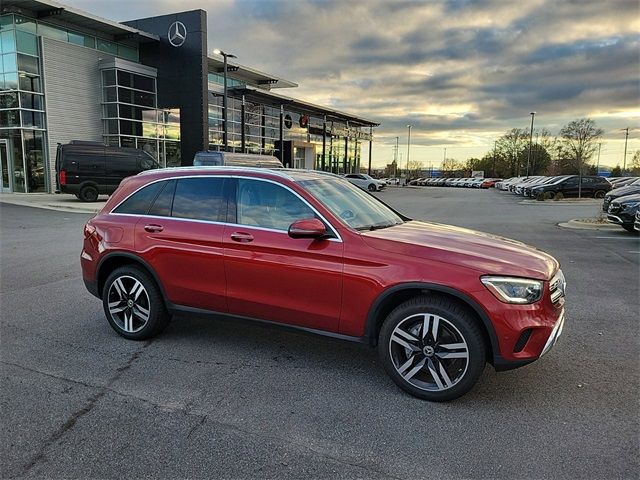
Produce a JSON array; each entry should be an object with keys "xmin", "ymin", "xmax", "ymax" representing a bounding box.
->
[
  {"xmin": 441, "ymin": 158, "xmax": 464, "ymax": 176},
  {"xmin": 496, "ymin": 128, "xmax": 529, "ymax": 176},
  {"xmin": 559, "ymin": 118, "xmax": 604, "ymax": 197}
]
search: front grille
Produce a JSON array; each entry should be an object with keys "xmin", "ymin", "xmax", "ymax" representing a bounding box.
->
[
  {"xmin": 550, "ymin": 270, "xmax": 566, "ymax": 306},
  {"xmin": 608, "ymin": 203, "xmax": 621, "ymax": 214},
  {"xmin": 602, "ymin": 197, "xmax": 612, "ymax": 211}
]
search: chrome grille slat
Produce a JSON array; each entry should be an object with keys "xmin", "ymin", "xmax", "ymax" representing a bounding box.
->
[{"xmin": 549, "ymin": 270, "xmax": 566, "ymax": 305}]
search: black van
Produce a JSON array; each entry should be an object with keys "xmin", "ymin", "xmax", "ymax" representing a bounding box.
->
[{"xmin": 56, "ymin": 141, "xmax": 160, "ymax": 201}]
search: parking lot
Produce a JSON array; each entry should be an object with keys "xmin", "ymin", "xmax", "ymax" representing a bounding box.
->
[{"xmin": 1, "ymin": 187, "xmax": 638, "ymax": 479}]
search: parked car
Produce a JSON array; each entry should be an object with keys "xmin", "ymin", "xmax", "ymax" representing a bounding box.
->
[
  {"xmin": 386, "ymin": 177, "xmax": 401, "ymax": 186},
  {"xmin": 480, "ymin": 178, "xmax": 502, "ymax": 189},
  {"xmin": 602, "ymin": 178, "xmax": 640, "ymax": 212},
  {"xmin": 55, "ymin": 141, "xmax": 161, "ymax": 202},
  {"xmin": 344, "ymin": 173, "xmax": 386, "ymax": 192},
  {"xmin": 81, "ymin": 167, "xmax": 566, "ymax": 402},
  {"xmin": 193, "ymin": 151, "xmax": 283, "ymax": 168},
  {"xmin": 523, "ymin": 176, "xmax": 569, "ymax": 197},
  {"xmin": 530, "ymin": 175, "xmax": 611, "ymax": 199},
  {"xmin": 635, "ymin": 210, "xmax": 640, "ymax": 232},
  {"xmin": 606, "ymin": 193, "xmax": 640, "ymax": 232}
]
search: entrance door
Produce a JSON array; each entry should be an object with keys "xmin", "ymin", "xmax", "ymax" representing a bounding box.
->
[{"xmin": 0, "ymin": 140, "xmax": 12, "ymax": 193}]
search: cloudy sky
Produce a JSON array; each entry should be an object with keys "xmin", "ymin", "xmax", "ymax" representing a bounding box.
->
[{"xmin": 67, "ymin": 0, "xmax": 639, "ymax": 168}]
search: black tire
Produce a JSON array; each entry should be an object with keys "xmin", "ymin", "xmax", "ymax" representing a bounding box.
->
[
  {"xmin": 622, "ymin": 224, "xmax": 637, "ymax": 233},
  {"xmin": 368, "ymin": 183, "xmax": 377, "ymax": 192},
  {"xmin": 378, "ymin": 295, "xmax": 486, "ymax": 401},
  {"xmin": 102, "ymin": 265, "xmax": 170, "ymax": 340},
  {"xmin": 594, "ymin": 190, "xmax": 606, "ymax": 199},
  {"xmin": 78, "ymin": 184, "xmax": 99, "ymax": 202}
]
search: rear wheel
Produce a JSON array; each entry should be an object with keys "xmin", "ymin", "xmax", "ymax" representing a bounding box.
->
[
  {"xmin": 594, "ymin": 190, "xmax": 606, "ymax": 199},
  {"xmin": 368, "ymin": 183, "xmax": 377, "ymax": 192},
  {"xmin": 379, "ymin": 295, "xmax": 486, "ymax": 401},
  {"xmin": 78, "ymin": 184, "xmax": 99, "ymax": 202},
  {"xmin": 102, "ymin": 265, "xmax": 170, "ymax": 340}
]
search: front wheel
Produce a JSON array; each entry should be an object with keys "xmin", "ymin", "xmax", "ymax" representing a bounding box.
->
[
  {"xmin": 102, "ymin": 265, "xmax": 170, "ymax": 340},
  {"xmin": 368, "ymin": 183, "xmax": 377, "ymax": 192},
  {"xmin": 594, "ymin": 190, "xmax": 606, "ymax": 199},
  {"xmin": 379, "ymin": 295, "xmax": 486, "ymax": 401}
]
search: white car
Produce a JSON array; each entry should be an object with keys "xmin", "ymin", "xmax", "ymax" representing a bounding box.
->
[{"xmin": 344, "ymin": 173, "xmax": 386, "ymax": 192}]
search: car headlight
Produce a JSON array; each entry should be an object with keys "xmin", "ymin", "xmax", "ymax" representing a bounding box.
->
[
  {"xmin": 621, "ymin": 201, "xmax": 640, "ymax": 211},
  {"xmin": 481, "ymin": 276, "xmax": 544, "ymax": 304}
]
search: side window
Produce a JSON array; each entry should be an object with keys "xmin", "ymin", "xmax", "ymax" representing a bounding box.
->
[
  {"xmin": 236, "ymin": 179, "xmax": 315, "ymax": 231},
  {"xmin": 564, "ymin": 178, "xmax": 577, "ymax": 186},
  {"xmin": 148, "ymin": 179, "xmax": 176, "ymax": 217},
  {"xmin": 139, "ymin": 153, "xmax": 158, "ymax": 171},
  {"xmin": 113, "ymin": 181, "xmax": 165, "ymax": 215},
  {"xmin": 172, "ymin": 177, "xmax": 226, "ymax": 222}
]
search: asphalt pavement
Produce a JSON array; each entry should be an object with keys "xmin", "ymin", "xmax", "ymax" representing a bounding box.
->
[{"xmin": 1, "ymin": 187, "xmax": 638, "ymax": 479}]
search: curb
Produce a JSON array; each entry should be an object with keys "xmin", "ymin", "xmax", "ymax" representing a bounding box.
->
[
  {"xmin": 557, "ymin": 219, "xmax": 621, "ymax": 231},
  {"xmin": 0, "ymin": 198, "xmax": 103, "ymax": 214},
  {"xmin": 520, "ymin": 199, "xmax": 602, "ymax": 206}
]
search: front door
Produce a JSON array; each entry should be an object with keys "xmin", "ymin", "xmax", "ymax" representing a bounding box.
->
[
  {"xmin": 223, "ymin": 178, "xmax": 344, "ymax": 332},
  {"xmin": 0, "ymin": 140, "xmax": 12, "ymax": 193}
]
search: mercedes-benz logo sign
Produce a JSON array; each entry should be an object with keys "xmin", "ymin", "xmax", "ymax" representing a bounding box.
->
[{"xmin": 168, "ymin": 21, "xmax": 187, "ymax": 47}]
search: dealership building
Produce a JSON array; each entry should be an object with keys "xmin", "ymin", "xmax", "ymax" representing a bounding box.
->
[{"xmin": 0, "ymin": 0, "xmax": 378, "ymax": 194}]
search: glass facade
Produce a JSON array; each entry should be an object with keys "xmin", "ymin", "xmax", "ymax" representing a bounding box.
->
[
  {"xmin": 206, "ymin": 84, "xmax": 369, "ymax": 173},
  {"xmin": 101, "ymin": 67, "xmax": 181, "ymax": 167},
  {"xmin": 0, "ymin": 13, "xmax": 47, "ymax": 192}
]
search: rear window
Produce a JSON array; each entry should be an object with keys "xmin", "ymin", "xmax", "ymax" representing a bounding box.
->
[
  {"xmin": 172, "ymin": 177, "xmax": 226, "ymax": 222},
  {"xmin": 113, "ymin": 181, "xmax": 165, "ymax": 215}
]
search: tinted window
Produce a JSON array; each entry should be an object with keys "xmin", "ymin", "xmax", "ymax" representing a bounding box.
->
[
  {"xmin": 172, "ymin": 177, "xmax": 226, "ymax": 222},
  {"xmin": 113, "ymin": 181, "xmax": 164, "ymax": 215},
  {"xmin": 139, "ymin": 153, "xmax": 158, "ymax": 170},
  {"xmin": 237, "ymin": 179, "xmax": 315, "ymax": 231},
  {"xmin": 148, "ymin": 179, "xmax": 176, "ymax": 217},
  {"xmin": 64, "ymin": 147, "xmax": 104, "ymax": 170}
]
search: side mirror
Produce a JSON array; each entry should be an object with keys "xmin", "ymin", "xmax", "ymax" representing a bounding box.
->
[{"xmin": 288, "ymin": 218, "xmax": 328, "ymax": 239}]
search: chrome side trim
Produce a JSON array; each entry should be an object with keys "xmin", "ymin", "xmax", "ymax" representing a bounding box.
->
[{"xmin": 541, "ymin": 310, "xmax": 565, "ymax": 357}]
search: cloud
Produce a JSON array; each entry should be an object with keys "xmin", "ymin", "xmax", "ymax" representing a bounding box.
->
[{"xmin": 61, "ymin": 0, "xmax": 640, "ymax": 166}]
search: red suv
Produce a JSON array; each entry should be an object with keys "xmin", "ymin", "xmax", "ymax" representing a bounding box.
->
[{"xmin": 81, "ymin": 167, "xmax": 566, "ymax": 401}]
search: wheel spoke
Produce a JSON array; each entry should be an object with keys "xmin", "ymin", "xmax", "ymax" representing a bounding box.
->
[
  {"xmin": 113, "ymin": 278, "xmax": 126, "ymax": 300},
  {"xmin": 133, "ymin": 304, "xmax": 149, "ymax": 322},
  {"xmin": 439, "ymin": 342, "xmax": 466, "ymax": 350},
  {"xmin": 123, "ymin": 311, "xmax": 133, "ymax": 332},
  {"xmin": 435, "ymin": 351, "xmax": 469, "ymax": 360},
  {"xmin": 108, "ymin": 300, "xmax": 126, "ymax": 314},
  {"xmin": 431, "ymin": 315, "xmax": 440, "ymax": 341},
  {"xmin": 427, "ymin": 358, "xmax": 453, "ymax": 390},
  {"xmin": 391, "ymin": 328, "xmax": 421, "ymax": 352},
  {"xmin": 403, "ymin": 357, "xmax": 426, "ymax": 381},
  {"xmin": 129, "ymin": 280, "xmax": 145, "ymax": 301},
  {"xmin": 397, "ymin": 356, "xmax": 416, "ymax": 375}
]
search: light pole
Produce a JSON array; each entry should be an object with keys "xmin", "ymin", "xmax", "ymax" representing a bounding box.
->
[
  {"xmin": 406, "ymin": 124, "xmax": 412, "ymax": 178},
  {"xmin": 622, "ymin": 127, "xmax": 629, "ymax": 173},
  {"xmin": 395, "ymin": 136, "xmax": 399, "ymax": 178},
  {"xmin": 213, "ymin": 49, "xmax": 237, "ymax": 151},
  {"xmin": 526, "ymin": 111, "xmax": 536, "ymax": 177}
]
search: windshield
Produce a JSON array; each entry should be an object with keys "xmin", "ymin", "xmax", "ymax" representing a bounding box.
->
[{"xmin": 298, "ymin": 178, "xmax": 404, "ymax": 230}]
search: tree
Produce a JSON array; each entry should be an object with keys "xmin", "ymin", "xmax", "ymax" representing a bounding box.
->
[
  {"xmin": 441, "ymin": 158, "xmax": 464, "ymax": 176},
  {"xmin": 406, "ymin": 160, "xmax": 424, "ymax": 177},
  {"xmin": 630, "ymin": 150, "xmax": 640, "ymax": 176},
  {"xmin": 611, "ymin": 165, "xmax": 622, "ymax": 177},
  {"xmin": 495, "ymin": 128, "xmax": 529, "ymax": 177},
  {"xmin": 558, "ymin": 118, "xmax": 604, "ymax": 173}
]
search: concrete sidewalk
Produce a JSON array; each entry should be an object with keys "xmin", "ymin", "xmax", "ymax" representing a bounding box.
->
[{"xmin": 0, "ymin": 193, "xmax": 106, "ymax": 214}]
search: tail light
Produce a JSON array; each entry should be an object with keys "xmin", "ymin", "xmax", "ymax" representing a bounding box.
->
[{"xmin": 59, "ymin": 170, "xmax": 66, "ymax": 186}]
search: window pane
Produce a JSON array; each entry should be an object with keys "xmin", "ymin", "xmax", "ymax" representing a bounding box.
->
[
  {"xmin": 102, "ymin": 69, "xmax": 116, "ymax": 86},
  {"xmin": 17, "ymin": 53, "xmax": 38, "ymax": 74},
  {"xmin": 14, "ymin": 16, "xmax": 36, "ymax": 34},
  {"xmin": 104, "ymin": 119, "xmax": 118, "ymax": 134},
  {"xmin": 103, "ymin": 103, "xmax": 117, "ymax": 117},
  {"xmin": 20, "ymin": 92, "xmax": 43, "ymax": 110},
  {"xmin": 0, "ymin": 30, "xmax": 16, "ymax": 54},
  {"xmin": 0, "ymin": 15, "xmax": 14, "ymax": 32},
  {"xmin": 97, "ymin": 39, "xmax": 117, "ymax": 55},
  {"xmin": 0, "ymin": 91, "xmax": 18, "ymax": 108},
  {"xmin": 119, "ymin": 119, "xmax": 142, "ymax": 136},
  {"xmin": 67, "ymin": 30, "xmax": 95, "ymax": 48},
  {"xmin": 172, "ymin": 177, "xmax": 226, "ymax": 222},
  {"xmin": 17, "ymin": 73, "xmax": 35, "ymax": 91},
  {"xmin": 117, "ymin": 70, "xmax": 132, "ymax": 87},
  {"xmin": 15, "ymin": 30, "xmax": 37, "ymax": 55},
  {"xmin": 117, "ymin": 44, "xmax": 138, "ymax": 62},
  {"xmin": 104, "ymin": 86, "xmax": 117, "ymax": 102},
  {"xmin": 38, "ymin": 23, "xmax": 67, "ymax": 41},
  {"xmin": 113, "ymin": 181, "xmax": 165, "ymax": 215},
  {"xmin": 0, "ymin": 110, "xmax": 20, "ymax": 127},
  {"xmin": 148, "ymin": 179, "xmax": 176, "ymax": 217},
  {"xmin": 133, "ymin": 90, "xmax": 155, "ymax": 107},
  {"xmin": 2, "ymin": 53, "xmax": 17, "ymax": 72},
  {"xmin": 237, "ymin": 179, "xmax": 315, "ymax": 230},
  {"xmin": 25, "ymin": 129, "xmax": 46, "ymax": 192},
  {"xmin": 21, "ymin": 110, "xmax": 44, "ymax": 128},
  {"xmin": 133, "ymin": 74, "xmax": 154, "ymax": 93}
]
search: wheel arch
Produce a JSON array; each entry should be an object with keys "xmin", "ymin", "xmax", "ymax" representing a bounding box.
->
[
  {"xmin": 97, "ymin": 252, "xmax": 170, "ymax": 309},
  {"xmin": 364, "ymin": 282, "xmax": 499, "ymax": 364}
]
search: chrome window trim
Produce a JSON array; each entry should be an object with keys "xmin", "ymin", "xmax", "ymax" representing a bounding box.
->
[{"xmin": 108, "ymin": 174, "xmax": 343, "ymax": 243}]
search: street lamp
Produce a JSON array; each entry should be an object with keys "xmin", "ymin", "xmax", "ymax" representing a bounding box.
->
[
  {"xmin": 213, "ymin": 49, "xmax": 237, "ymax": 151},
  {"xmin": 526, "ymin": 111, "xmax": 536, "ymax": 177},
  {"xmin": 406, "ymin": 124, "xmax": 412, "ymax": 178}
]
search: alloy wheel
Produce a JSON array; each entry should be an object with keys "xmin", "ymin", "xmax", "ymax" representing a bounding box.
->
[
  {"xmin": 106, "ymin": 275, "xmax": 151, "ymax": 333},
  {"xmin": 389, "ymin": 313, "xmax": 469, "ymax": 391}
]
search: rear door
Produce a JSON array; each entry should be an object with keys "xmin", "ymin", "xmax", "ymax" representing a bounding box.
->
[
  {"xmin": 133, "ymin": 176, "xmax": 230, "ymax": 312},
  {"xmin": 223, "ymin": 177, "xmax": 344, "ymax": 332},
  {"xmin": 68, "ymin": 145, "xmax": 106, "ymax": 191}
]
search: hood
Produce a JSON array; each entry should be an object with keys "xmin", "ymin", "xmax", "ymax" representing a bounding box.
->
[
  {"xmin": 607, "ymin": 185, "xmax": 640, "ymax": 199},
  {"xmin": 361, "ymin": 221, "xmax": 559, "ymax": 281},
  {"xmin": 613, "ymin": 193, "xmax": 640, "ymax": 205}
]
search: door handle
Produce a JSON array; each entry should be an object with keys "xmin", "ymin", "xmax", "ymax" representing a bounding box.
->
[
  {"xmin": 230, "ymin": 232, "xmax": 254, "ymax": 243},
  {"xmin": 144, "ymin": 224, "xmax": 164, "ymax": 233}
]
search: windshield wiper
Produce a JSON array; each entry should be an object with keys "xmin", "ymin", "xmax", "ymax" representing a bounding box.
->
[{"xmin": 358, "ymin": 222, "xmax": 403, "ymax": 231}]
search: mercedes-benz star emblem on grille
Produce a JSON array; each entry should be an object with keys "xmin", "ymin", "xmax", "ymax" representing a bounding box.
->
[{"xmin": 168, "ymin": 21, "xmax": 187, "ymax": 47}]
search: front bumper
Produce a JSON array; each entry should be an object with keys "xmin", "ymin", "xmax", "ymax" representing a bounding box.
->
[{"xmin": 540, "ymin": 309, "xmax": 565, "ymax": 356}]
